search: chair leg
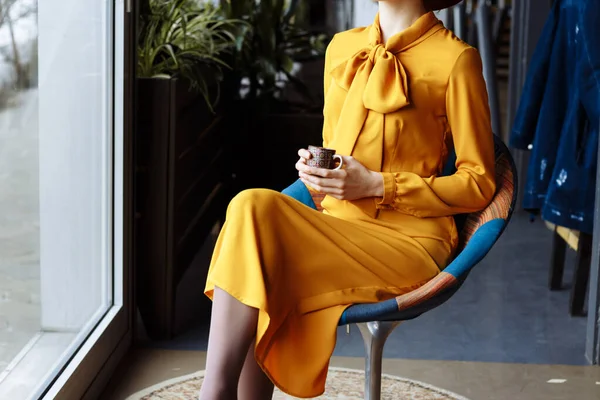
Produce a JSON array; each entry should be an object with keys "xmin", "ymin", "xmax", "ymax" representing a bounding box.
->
[
  {"xmin": 570, "ymin": 233, "xmax": 592, "ymax": 316},
  {"xmin": 549, "ymin": 228, "xmax": 567, "ymax": 290},
  {"xmin": 357, "ymin": 321, "xmax": 400, "ymax": 400}
]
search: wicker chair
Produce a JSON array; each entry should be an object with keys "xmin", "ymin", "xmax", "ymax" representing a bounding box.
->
[{"xmin": 282, "ymin": 135, "xmax": 518, "ymax": 400}]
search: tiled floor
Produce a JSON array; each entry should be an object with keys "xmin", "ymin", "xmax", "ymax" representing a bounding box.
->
[{"xmin": 103, "ymin": 348, "xmax": 600, "ymax": 400}]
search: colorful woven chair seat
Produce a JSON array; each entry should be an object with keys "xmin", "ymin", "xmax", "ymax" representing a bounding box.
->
[{"xmin": 282, "ymin": 135, "xmax": 518, "ymax": 400}]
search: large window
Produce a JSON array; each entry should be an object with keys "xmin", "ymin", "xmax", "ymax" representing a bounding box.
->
[{"xmin": 0, "ymin": 0, "xmax": 131, "ymax": 398}]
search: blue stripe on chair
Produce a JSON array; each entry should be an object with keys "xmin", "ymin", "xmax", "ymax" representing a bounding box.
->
[
  {"xmin": 338, "ymin": 298, "xmax": 399, "ymax": 326},
  {"xmin": 338, "ymin": 219, "xmax": 505, "ymax": 325},
  {"xmin": 441, "ymin": 148, "xmax": 457, "ymax": 177},
  {"xmin": 444, "ymin": 218, "xmax": 505, "ymax": 278},
  {"xmin": 281, "ymin": 179, "xmax": 317, "ymax": 210},
  {"xmin": 338, "ymin": 279, "xmax": 467, "ymax": 325}
]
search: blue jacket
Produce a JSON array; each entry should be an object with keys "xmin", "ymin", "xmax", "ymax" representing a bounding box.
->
[{"xmin": 510, "ymin": 0, "xmax": 599, "ymax": 234}]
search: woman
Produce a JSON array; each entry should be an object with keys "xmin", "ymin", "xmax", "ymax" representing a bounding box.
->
[{"xmin": 200, "ymin": 0, "xmax": 496, "ymax": 399}]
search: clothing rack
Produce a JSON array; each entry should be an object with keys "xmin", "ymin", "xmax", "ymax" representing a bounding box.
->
[
  {"xmin": 474, "ymin": 2, "xmax": 502, "ymax": 136},
  {"xmin": 439, "ymin": 0, "xmax": 503, "ymax": 136},
  {"xmin": 506, "ymin": 0, "xmax": 600, "ymax": 363}
]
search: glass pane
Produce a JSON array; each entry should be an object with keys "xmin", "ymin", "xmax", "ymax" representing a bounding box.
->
[
  {"xmin": 0, "ymin": 0, "xmax": 114, "ymax": 397},
  {"xmin": 0, "ymin": 0, "xmax": 40, "ymax": 370}
]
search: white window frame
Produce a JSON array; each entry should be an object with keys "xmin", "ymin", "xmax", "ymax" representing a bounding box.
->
[
  {"xmin": 41, "ymin": 2, "xmax": 135, "ymax": 398},
  {"xmin": 0, "ymin": 1, "xmax": 134, "ymax": 398}
]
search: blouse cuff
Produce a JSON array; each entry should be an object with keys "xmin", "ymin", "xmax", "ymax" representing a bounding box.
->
[{"xmin": 376, "ymin": 172, "xmax": 396, "ymax": 209}]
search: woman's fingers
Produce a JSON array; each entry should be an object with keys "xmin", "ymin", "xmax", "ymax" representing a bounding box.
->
[
  {"xmin": 296, "ymin": 159, "xmax": 333, "ymax": 175},
  {"xmin": 295, "ymin": 157, "xmax": 306, "ymax": 171},
  {"xmin": 297, "ymin": 163, "xmax": 345, "ymax": 178},
  {"xmin": 297, "ymin": 148, "xmax": 312, "ymax": 160},
  {"xmin": 299, "ymin": 172, "xmax": 344, "ymax": 189},
  {"xmin": 296, "ymin": 161, "xmax": 314, "ymax": 174},
  {"xmin": 296, "ymin": 149, "xmax": 312, "ymax": 172},
  {"xmin": 299, "ymin": 177, "xmax": 343, "ymax": 195}
]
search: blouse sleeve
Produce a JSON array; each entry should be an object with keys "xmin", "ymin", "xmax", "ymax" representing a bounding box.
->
[
  {"xmin": 322, "ymin": 36, "xmax": 335, "ymax": 148},
  {"xmin": 376, "ymin": 48, "xmax": 497, "ymax": 218}
]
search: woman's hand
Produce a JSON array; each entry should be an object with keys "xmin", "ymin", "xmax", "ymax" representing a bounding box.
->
[{"xmin": 295, "ymin": 148, "xmax": 384, "ymax": 201}]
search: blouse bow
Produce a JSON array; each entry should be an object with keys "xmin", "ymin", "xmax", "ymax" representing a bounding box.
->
[
  {"xmin": 327, "ymin": 13, "xmax": 443, "ymax": 171},
  {"xmin": 331, "ymin": 42, "xmax": 410, "ymax": 114}
]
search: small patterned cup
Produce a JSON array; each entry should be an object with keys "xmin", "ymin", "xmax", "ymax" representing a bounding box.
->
[{"xmin": 307, "ymin": 145, "xmax": 343, "ymax": 170}]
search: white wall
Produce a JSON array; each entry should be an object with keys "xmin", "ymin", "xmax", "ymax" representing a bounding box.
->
[
  {"xmin": 351, "ymin": 1, "xmax": 453, "ymax": 29},
  {"xmin": 353, "ymin": 0, "xmax": 379, "ymax": 28},
  {"xmin": 38, "ymin": 0, "xmax": 111, "ymax": 331}
]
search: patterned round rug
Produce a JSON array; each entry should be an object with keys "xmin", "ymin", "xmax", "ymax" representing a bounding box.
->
[{"xmin": 125, "ymin": 367, "xmax": 470, "ymax": 400}]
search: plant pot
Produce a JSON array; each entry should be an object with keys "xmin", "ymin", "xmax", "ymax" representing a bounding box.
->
[{"xmin": 135, "ymin": 77, "xmax": 235, "ymax": 340}]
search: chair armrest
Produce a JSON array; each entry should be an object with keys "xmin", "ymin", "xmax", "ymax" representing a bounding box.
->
[
  {"xmin": 281, "ymin": 179, "xmax": 324, "ymax": 211},
  {"xmin": 388, "ymin": 218, "xmax": 504, "ymax": 314},
  {"xmin": 446, "ymin": 218, "xmax": 504, "ymax": 277},
  {"xmin": 339, "ymin": 272, "xmax": 462, "ymax": 325},
  {"xmin": 339, "ymin": 219, "xmax": 505, "ymax": 325},
  {"xmin": 394, "ymin": 272, "xmax": 458, "ymax": 311}
]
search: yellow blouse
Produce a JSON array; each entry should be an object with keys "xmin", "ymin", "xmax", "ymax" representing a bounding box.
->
[{"xmin": 321, "ymin": 11, "xmax": 496, "ymax": 251}]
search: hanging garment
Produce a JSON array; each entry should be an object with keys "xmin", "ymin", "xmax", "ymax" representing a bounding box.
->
[{"xmin": 510, "ymin": 0, "xmax": 599, "ymax": 234}]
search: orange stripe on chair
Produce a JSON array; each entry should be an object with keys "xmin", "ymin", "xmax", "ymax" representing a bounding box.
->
[
  {"xmin": 395, "ymin": 272, "xmax": 458, "ymax": 311},
  {"xmin": 310, "ymin": 192, "xmax": 326, "ymax": 212}
]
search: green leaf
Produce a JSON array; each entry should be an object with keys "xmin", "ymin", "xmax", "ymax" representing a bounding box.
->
[{"xmin": 280, "ymin": 54, "xmax": 294, "ymax": 74}]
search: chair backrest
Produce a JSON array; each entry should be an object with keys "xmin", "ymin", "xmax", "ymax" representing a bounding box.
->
[{"xmin": 338, "ymin": 136, "xmax": 518, "ymax": 324}]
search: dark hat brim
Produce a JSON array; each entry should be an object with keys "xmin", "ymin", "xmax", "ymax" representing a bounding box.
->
[{"xmin": 425, "ymin": 0, "xmax": 463, "ymax": 11}]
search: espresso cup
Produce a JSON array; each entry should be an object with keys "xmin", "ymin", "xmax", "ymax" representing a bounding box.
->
[{"xmin": 307, "ymin": 145, "xmax": 343, "ymax": 170}]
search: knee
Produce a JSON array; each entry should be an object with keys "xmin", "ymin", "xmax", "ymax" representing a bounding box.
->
[{"xmin": 227, "ymin": 189, "xmax": 282, "ymax": 219}]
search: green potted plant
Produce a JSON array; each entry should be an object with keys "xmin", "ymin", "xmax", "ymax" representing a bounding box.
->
[
  {"xmin": 137, "ymin": 0, "xmax": 245, "ymax": 110},
  {"xmin": 135, "ymin": 0, "xmax": 245, "ymax": 340},
  {"xmin": 220, "ymin": 0, "xmax": 330, "ymax": 190}
]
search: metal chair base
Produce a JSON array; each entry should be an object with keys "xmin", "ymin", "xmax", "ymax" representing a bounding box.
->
[{"xmin": 357, "ymin": 321, "xmax": 400, "ymax": 400}]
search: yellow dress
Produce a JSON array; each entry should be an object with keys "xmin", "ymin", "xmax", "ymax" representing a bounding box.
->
[{"xmin": 205, "ymin": 12, "xmax": 496, "ymax": 398}]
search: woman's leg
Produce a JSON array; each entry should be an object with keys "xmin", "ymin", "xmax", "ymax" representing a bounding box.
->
[
  {"xmin": 238, "ymin": 342, "xmax": 274, "ymax": 400},
  {"xmin": 199, "ymin": 287, "xmax": 258, "ymax": 400}
]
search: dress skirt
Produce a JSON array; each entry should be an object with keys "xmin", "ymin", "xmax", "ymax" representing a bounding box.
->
[{"xmin": 204, "ymin": 189, "xmax": 442, "ymax": 398}]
